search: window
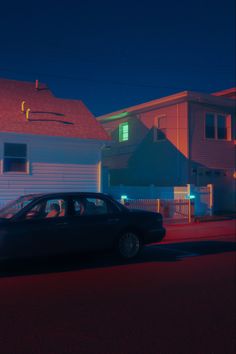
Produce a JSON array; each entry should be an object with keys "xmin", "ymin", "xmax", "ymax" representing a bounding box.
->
[
  {"xmin": 25, "ymin": 198, "xmax": 67, "ymax": 219},
  {"xmin": 45, "ymin": 199, "xmax": 66, "ymax": 218},
  {"xmin": 73, "ymin": 197, "xmax": 114, "ymax": 216},
  {"xmin": 3, "ymin": 143, "xmax": 27, "ymax": 172},
  {"xmin": 205, "ymin": 113, "xmax": 231, "ymax": 140},
  {"xmin": 119, "ymin": 122, "xmax": 129, "ymax": 142},
  {"xmin": 154, "ymin": 116, "xmax": 166, "ymax": 141},
  {"xmin": 205, "ymin": 113, "xmax": 215, "ymax": 139},
  {"xmin": 0, "ymin": 195, "xmax": 34, "ymax": 219},
  {"xmin": 217, "ymin": 115, "xmax": 227, "ymax": 139}
]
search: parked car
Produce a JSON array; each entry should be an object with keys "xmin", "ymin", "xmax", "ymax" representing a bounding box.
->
[{"xmin": 0, "ymin": 192, "xmax": 166, "ymax": 260}]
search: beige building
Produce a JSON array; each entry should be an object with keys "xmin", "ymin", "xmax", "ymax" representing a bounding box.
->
[{"xmin": 97, "ymin": 88, "xmax": 236, "ymax": 213}]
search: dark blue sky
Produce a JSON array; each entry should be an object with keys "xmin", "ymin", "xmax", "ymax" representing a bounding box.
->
[{"xmin": 0, "ymin": 0, "xmax": 235, "ymax": 116}]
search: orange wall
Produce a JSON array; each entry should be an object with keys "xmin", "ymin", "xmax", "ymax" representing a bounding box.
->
[
  {"xmin": 139, "ymin": 102, "xmax": 189, "ymax": 158},
  {"xmin": 189, "ymin": 102, "xmax": 235, "ymax": 168}
]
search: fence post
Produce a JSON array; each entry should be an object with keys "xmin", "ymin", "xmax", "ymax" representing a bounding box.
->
[
  {"xmin": 207, "ymin": 184, "xmax": 213, "ymax": 216},
  {"xmin": 156, "ymin": 199, "xmax": 160, "ymax": 213},
  {"xmin": 187, "ymin": 184, "xmax": 193, "ymax": 223},
  {"xmin": 188, "ymin": 198, "xmax": 191, "ymax": 223}
]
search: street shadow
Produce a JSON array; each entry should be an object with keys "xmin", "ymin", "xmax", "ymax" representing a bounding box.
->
[{"xmin": 0, "ymin": 240, "xmax": 235, "ymax": 278}]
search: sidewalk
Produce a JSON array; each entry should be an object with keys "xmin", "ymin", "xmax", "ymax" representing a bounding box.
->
[
  {"xmin": 163, "ymin": 219, "xmax": 236, "ymax": 243},
  {"xmin": 163, "ymin": 212, "xmax": 236, "ymax": 226},
  {"xmin": 194, "ymin": 212, "xmax": 236, "ymax": 223}
]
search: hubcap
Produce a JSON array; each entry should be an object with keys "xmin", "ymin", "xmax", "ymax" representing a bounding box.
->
[{"xmin": 119, "ymin": 232, "xmax": 140, "ymax": 258}]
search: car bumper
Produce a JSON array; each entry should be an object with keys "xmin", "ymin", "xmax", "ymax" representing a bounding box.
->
[{"xmin": 145, "ymin": 227, "xmax": 166, "ymax": 244}]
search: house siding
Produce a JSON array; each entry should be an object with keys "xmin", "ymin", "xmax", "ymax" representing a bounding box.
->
[
  {"xmin": 188, "ymin": 102, "xmax": 236, "ymax": 212},
  {"xmin": 189, "ymin": 102, "xmax": 235, "ymax": 169},
  {"xmin": 0, "ymin": 133, "xmax": 102, "ymax": 206}
]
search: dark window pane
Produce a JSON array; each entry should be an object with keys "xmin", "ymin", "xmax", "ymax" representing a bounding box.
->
[
  {"xmin": 205, "ymin": 114, "xmax": 215, "ymax": 138},
  {"xmin": 155, "ymin": 117, "xmax": 166, "ymax": 141},
  {"xmin": 217, "ymin": 115, "xmax": 227, "ymax": 139},
  {"xmin": 4, "ymin": 143, "xmax": 27, "ymax": 157},
  {"xmin": 4, "ymin": 158, "xmax": 27, "ymax": 172},
  {"xmin": 233, "ymin": 117, "xmax": 236, "ymax": 139}
]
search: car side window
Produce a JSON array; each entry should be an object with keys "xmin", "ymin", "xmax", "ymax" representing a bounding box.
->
[
  {"xmin": 25, "ymin": 198, "xmax": 67, "ymax": 219},
  {"xmin": 86, "ymin": 198, "xmax": 108, "ymax": 215},
  {"xmin": 72, "ymin": 197, "xmax": 114, "ymax": 216},
  {"xmin": 24, "ymin": 201, "xmax": 45, "ymax": 219},
  {"xmin": 45, "ymin": 199, "xmax": 66, "ymax": 218},
  {"xmin": 73, "ymin": 199, "xmax": 85, "ymax": 216}
]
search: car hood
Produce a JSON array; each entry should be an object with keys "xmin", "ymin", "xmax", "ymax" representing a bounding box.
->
[{"xmin": 129, "ymin": 208, "xmax": 161, "ymax": 216}]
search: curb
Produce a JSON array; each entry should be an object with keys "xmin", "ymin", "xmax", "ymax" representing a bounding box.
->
[
  {"xmin": 164, "ymin": 216, "xmax": 236, "ymax": 227},
  {"xmin": 194, "ymin": 215, "xmax": 236, "ymax": 223}
]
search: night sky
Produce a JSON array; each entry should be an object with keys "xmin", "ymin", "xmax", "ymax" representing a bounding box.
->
[{"xmin": 0, "ymin": 0, "xmax": 235, "ymax": 116}]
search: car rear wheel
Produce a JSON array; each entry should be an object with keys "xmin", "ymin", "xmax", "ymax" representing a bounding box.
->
[{"xmin": 117, "ymin": 231, "xmax": 142, "ymax": 259}]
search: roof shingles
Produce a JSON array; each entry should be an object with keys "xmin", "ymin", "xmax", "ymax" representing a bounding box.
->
[{"xmin": 0, "ymin": 78, "xmax": 110, "ymax": 141}]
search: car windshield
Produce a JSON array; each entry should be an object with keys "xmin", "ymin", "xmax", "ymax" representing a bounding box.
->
[{"xmin": 0, "ymin": 196, "xmax": 34, "ymax": 219}]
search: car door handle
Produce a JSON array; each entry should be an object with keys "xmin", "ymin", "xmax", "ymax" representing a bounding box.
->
[
  {"xmin": 56, "ymin": 222, "xmax": 68, "ymax": 226},
  {"xmin": 107, "ymin": 218, "xmax": 120, "ymax": 224}
]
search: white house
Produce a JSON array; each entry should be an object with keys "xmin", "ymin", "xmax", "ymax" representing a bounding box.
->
[{"xmin": 0, "ymin": 78, "xmax": 110, "ymax": 206}]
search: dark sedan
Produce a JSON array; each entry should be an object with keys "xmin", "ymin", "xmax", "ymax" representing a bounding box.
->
[{"xmin": 0, "ymin": 192, "xmax": 166, "ymax": 260}]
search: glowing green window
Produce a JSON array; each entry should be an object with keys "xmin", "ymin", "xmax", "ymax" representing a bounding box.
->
[{"xmin": 119, "ymin": 122, "xmax": 129, "ymax": 142}]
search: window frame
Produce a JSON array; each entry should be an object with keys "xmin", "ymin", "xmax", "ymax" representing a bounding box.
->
[
  {"xmin": 2, "ymin": 142, "xmax": 29, "ymax": 174},
  {"xmin": 204, "ymin": 112, "xmax": 231, "ymax": 141},
  {"xmin": 119, "ymin": 122, "xmax": 129, "ymax": 142},
  {"xmin": 153, "ymin": 115, "xmax": 167, "ymax": 142}
]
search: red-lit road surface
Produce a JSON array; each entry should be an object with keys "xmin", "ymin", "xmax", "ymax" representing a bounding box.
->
[
  {"xmin": 0, "ymin": 220, "xmax": 235, "ymax": 354},
  {"xmin": 164, "ymin": 219, "xmax": 236, "ymax": 243}
]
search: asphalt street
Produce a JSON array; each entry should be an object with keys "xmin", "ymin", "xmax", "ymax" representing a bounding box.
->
[{"xmin": 0, "ymin": 220, "xmax": 235, "ymax": 354}]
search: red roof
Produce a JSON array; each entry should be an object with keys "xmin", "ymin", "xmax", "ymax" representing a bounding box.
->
[
  {"xmin": 0, "ymin": 78, "xmax": 110, "ymax": 140},
  {"xmin": 212, "ymin": 87, "xmax": 236, "ymax": 99}
]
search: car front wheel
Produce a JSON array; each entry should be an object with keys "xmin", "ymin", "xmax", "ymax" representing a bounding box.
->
[{"xmin": 117, "ymin": 231, "xmax": 142, "ymax": 259}]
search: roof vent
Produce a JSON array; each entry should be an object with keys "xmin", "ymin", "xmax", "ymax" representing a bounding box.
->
[
  {"xmin": 21, "ymin": 100, "xmax": 26, "ymax": 112},
  {"xmin": 26, "ymin": 108, "xmax": 30, "ymax": 121}
]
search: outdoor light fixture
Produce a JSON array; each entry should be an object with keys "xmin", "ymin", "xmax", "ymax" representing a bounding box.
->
[
  {"xmin": 186, "ymin": 194, "xmax": 196, "ymax": 199},
  {"xmin": 121, "ymin": 195, "xmax": 128, "ymax": 204},
  {"xmin": 121, "ymin": 195, "xmax": 128, "ymax": 200}
]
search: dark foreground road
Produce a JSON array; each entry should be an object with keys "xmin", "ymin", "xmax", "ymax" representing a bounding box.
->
[{"xmin": 0, "ymin": 220, "xmax": 235, "ymax": 354}]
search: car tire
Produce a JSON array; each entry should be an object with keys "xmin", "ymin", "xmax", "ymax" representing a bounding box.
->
[{"xmin": 116, "ymin": 231, "xmax": 142, "ymax": 259}]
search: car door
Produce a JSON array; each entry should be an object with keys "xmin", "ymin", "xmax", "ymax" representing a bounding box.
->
[
  {"xmin": 66, "ymin": 195, "xmax": 123, "ymax": 252},
  {"xmin": 3, "ymin": 197, "xmax": 71, "ymax": 259}
]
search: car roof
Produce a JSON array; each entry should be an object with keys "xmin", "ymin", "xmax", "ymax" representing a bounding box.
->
[{"xmin": 24, "ymin": 192, "xmax": 113, "ymax": 199}]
